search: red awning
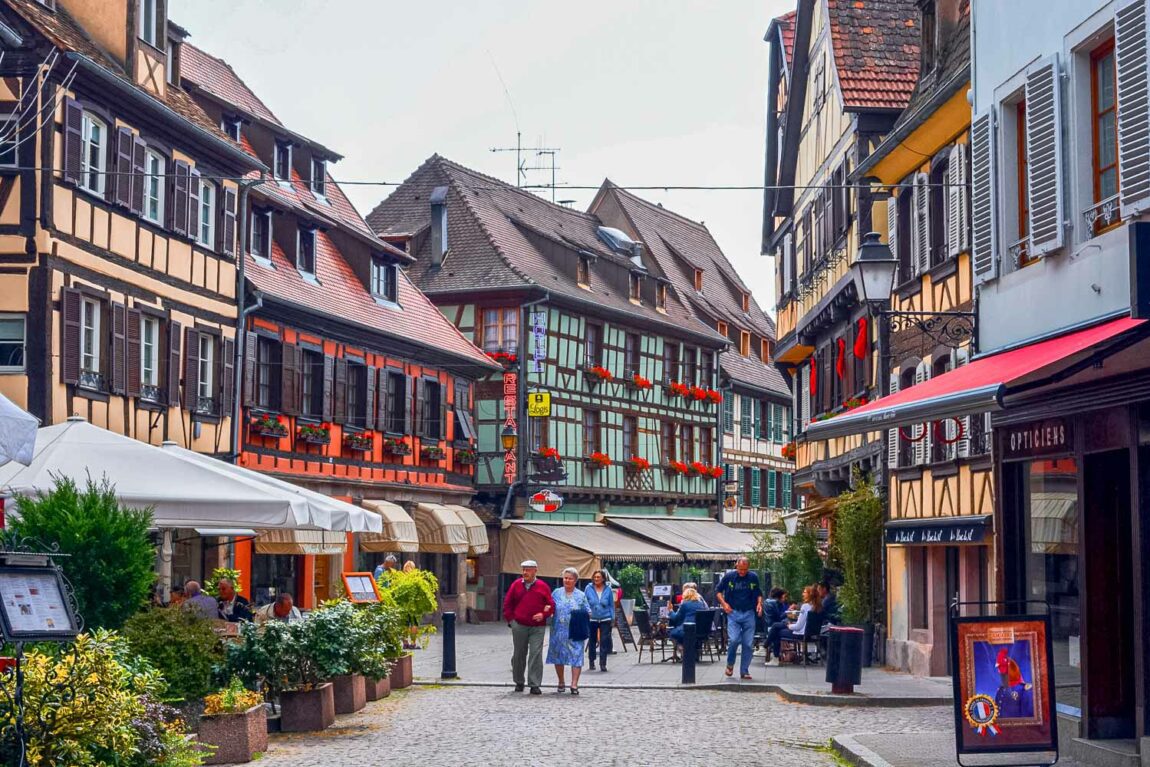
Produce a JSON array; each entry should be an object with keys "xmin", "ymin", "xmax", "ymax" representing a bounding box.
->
[{"xmin": 806, "ymin": 317, "xmax": 1148, "ymax": 440}]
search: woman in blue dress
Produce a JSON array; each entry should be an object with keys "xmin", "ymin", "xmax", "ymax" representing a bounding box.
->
[{"xmin": 547, "ymin": 566, "xmax": 589, "ymax": 695}]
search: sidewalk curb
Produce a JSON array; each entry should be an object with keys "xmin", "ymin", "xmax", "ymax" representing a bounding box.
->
[{"xmin": 831, "ymin": 734, "xmax": 897, "ymax": 767}]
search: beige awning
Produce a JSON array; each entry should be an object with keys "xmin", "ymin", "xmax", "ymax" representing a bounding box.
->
[
  {"xmin": 447, "ymin": 505, "xmax": 490, "ymax": 555},
  {"xmin": 501, "ymin": 521, "xmax": 681, "ymax": 579},
  {"xmin": 256, "ymin": 529, "xmax": 347, "ymax": 556},
  {"xmin": 603, "ymin": 515, "xmax": 755, "ymax": 562},
  {"xmin": 413, "ymin": 503, "xmax": 469, "ymax": 554},
  {"xmin": 358, "ymin": 499, "xmax": 420, "ymax": 553}
]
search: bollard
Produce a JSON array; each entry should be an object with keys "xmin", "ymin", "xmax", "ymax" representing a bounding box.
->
[
  {"xmin": 441, "ymin": 611, "xmax": 457, "ymax": 679},
  {"xmin": 681, "ymin": 621, "xmax": 696, "ymax": 685}
]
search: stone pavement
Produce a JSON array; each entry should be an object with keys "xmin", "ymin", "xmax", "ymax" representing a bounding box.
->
[
  {"xmin": 833, "ymin": 732, "xmax": 1090, "ymax": 767},
  {"xmin": 413, "ymin": 621, "xmax": 952, "ymax": 706}
]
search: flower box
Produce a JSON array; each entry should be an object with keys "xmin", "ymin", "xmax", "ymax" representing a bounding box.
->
[
  {"xmin": 628, "ymin": 374, "xmax": 653, "ymax": 390},
  {"xmin": 486, "ymin": 350, "xmax": 518, "ymax": 367},
  {"xmin": 331, "ymin": 673, "xmax": 367, "ymax": 715},
  {"xmin": 781, "ymin": 442, "xmax": 796, "ymax": 460},
  {"xmin": 667, "ymin": 381, "xmax": 689, "ymax": 398},
  {"xmin": 706, "ymin": 389, "xmax": 723, "ymax": 404},
  {"xmin": 689, "ymin": 461, "xmax": 709, "ymax": 476},
  {"xmin": 297, "ymin": 424, "xmax": 331, "ymax": 445},
  {"xmin": 584, "ymin": 365, "xmax": 614, "ymax": 386},
  {"xmin": 381, "ymin": 437, "xmax": 412, "ymax": 456},
  {"xmin": 455, "ymin": 448, "xmax": 478, "ymax": 465},
  {"xmin": 199, "ymin": 704, "xmax": 268, "ymax": 765},
  {"xmin": 688, "ymin": 386, "xmax": 708, "ymax": 402},
  {"xmin": 664, "ymin": 461, "xmax": 689, "ymax": 476},
  {"xmin": 250, "ymin": 414, "xmax": 288, "ymax": 438},
  {"xmin": 389, "ymin": 653, "xmax": 413, "ymax": 689},
  {"xmin": 279, "ymin": 682, "xmax": 335, "ymax": 733},
  {"xmin": 365, "ymin": 675, "xmax": 391, "ymax": 701},
  {"xmin": 420, "ymin": 445, "xmax": 447, "ymax": 461},
  {"xmin": 585, "ymin": 452, "xmax": 611, "ymax": 469},
  {"xmin": 343, "ymin": 432, "xmax": 374, "ymax": 452},
  {"xmin": 624, "ymin": 456, "xmax": 650, "ymax": 472}
]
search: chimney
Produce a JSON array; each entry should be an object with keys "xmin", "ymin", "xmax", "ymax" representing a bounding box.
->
[
  {"xmin": 430, "ymin": 186, "xmax": 448, "ymax": 267},
  {"xmin": 630, "ymin": 242, "xmax": 645, "ymax": 270}
]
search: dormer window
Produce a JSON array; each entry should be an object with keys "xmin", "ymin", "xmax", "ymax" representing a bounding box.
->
[
  {"xmin": 920, "ymin": 0, "xmax": 937, "ymax": 73},
  {"xmin": 577, "ymin": 255, "xmax": 590, "ymax": 287},
  {"xmin": 222, "ymin": 117, "xmax": 242, "ymax": 142},
  {"xmin": 657, "ymin": 283, "xmax": 667, "ymax": 311},
  {"xmin": 249, "ymin": 209, "xmax": 271, "ymax": 260},
  {"xmin": 138, "ymin": 0, "xmax": 162, "ymax": 48},
  {"xmin": 629, "ymin": 272, "xmax": 642, "ymax": 303},
  {"xmin": 694, "ymin": 269, "xmax": 703, "ymax": 292},
  {"xmin": 741, "ymin": 292, "xmax": 750, "ymax": 312},
  {"xmin": 740, "ymin": 330, "xmax": 751, "ymax": 357},
  {"xmin": 274, "ymin": 141, "xmax": 292, "ymax": 182},
  {"xmin": 761, "ymin": 339, "xmax": 771, "ymax": 364},
  {"xmin": 371, "ymin": 258, "xmax": 398, "ymax": 303},
  {"xmin": 717, "ymin": 321, "xmax": 728, "ymax": 338},
  {"xmin": 297, "ymin": 226, "xmax": 317, "ymax": 275},
  {"xmin": 311, "ymin": 158, "xmax": 326, "ymax": 198}
]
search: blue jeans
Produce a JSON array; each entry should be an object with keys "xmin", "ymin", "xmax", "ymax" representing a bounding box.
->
[{"xmin": 726, "ymin": 610, "xmax": 756, "ymax": 674}]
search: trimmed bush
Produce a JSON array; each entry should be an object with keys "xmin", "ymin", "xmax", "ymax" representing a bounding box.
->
[{"xmin": 123, "ymin": 607, "xmax": 224, "ymax": 702}]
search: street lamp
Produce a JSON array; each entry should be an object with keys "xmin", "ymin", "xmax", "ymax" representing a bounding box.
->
[
  {"xmin": 500, "ymin": 424, "xmax": 518, "ymax": 451},
  {"xmin": 851, "ymin": 231, "xmax": 899, "ymax": 307}
]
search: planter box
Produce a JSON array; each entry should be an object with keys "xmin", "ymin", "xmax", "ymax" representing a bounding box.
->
[
  {"xmin": 279, "ymin": 683, "xmax": 335, "ymax": 733},
  {"xmin": 199, "ymin": 704, "xmax": 268, "ymax": 765},
  {"xmin": 344, "ymin": 441, "xmax": 373, "ymax": 453},
  {"xmin": 389, "ymin": 653, "xmax": 413, "ymax": 689},
  {"xmin": 299, "ymin": 434, "xmax": 331, "ymax": 446},
  {"xmin": 331, "ymin": 673, "xmax": 367, "ymax": 715},
  {"xmin": 251, "ymin": 424, "xmax": 288, "ymax": 439},
  {"xmin": 365, "ymin": 675, "xmax": 391, "ymax": 701}
]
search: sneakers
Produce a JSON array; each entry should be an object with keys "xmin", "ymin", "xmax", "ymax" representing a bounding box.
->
[
  {"xmin": 529, "ymin": 687, "xmax": 541, "ymax": 695},
  {"xmin": 765, "ymin": 658, "xmax": 780, "ymax": 667},
  {"xmin": 515, "ymin": 684, "xmax": 525, "ymax": 692}
]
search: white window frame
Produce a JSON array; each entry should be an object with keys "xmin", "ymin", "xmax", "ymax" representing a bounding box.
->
[
  {"xmin": 297, "ymin": 227, "xmax": 317, "ymax": 275},
  {"xmin": 197, "ymin": 333, "xmax": 214, "ymax": 400},
  {"xmin": 80, "ymin": 113, "xmax": 107, "ymax": 196},
  {"xmin": 0, "ymin": 313, "xmax": 26, "ymax": 373},
  {"xmin": 138, "ymin": 0, "xmax": 160, "ymax": 48},
  {"xmin": 143, "ymin": 149, "xmax": 165, "ymax": 224},
  {"xmin": 275, "ymin": 141, "xmax": 292, "ymax": 183},
  {"xmin": 196, "ymin": 179, "xmax": 216, "ymax": 248},
  {"xmin": 371, "ymin": 259, "xmax": 398, "ymax": 303},
  {"xmin": 140, "ymin": 315, "xmax": 159, "ymax": 387},
  {"xmin": 249, "ymin": 209, "xmax": 272, "ymax": 260},
  {"xmin": 80, "ymin": 297, "xmax": 101, "ymax": 373}
]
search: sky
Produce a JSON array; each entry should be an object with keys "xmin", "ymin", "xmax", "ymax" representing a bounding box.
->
[{"xmin": 170, "ymin": 0, "xmax": 791, "ymax": 312}]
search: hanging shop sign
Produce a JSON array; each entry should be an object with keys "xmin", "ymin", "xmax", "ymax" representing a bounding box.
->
[
  {"xmin": 951, "ymin": 614, "xmax": 1058, "ymax": 758},
  {"xmin": 530, "ymin": 311, "xmax": 548, "ymax": 373},
  {"xmin": 527, "ymin": 391, "xmax": 551, "ymax": 418},
  {"xmin": 885, "ymin": 515, "xmax": 992, "ymax": 545},
  {"xmin": 1000, "ymin": 418, "xmax": 1072, "ymax": 462},
  {"xmin": 529, "ymin": 489, "xmax": 564, "ymax": 513},
  {"xmin": 503, "ymin": 372, "xmax": 518, "ymax": 483}
]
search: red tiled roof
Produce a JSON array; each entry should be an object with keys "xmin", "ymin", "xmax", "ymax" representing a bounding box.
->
[
  {"xmin": 246, "ymin": 231, "xmax": 494, "ymax": 370},
  {"xmin": 827, "ymin": 0, "xmax": 920, "ymax": 110},
  {"xmin": 180, "ymin": 44, "xmax": 282, "ymax": 125},
  {"xmin": 776, "ymin": 11, "xmax": 797, "ymax": 68}
]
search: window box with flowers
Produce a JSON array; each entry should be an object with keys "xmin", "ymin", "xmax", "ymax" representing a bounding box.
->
[
  {"xmin": 344, "ymin": 431, "xmax": 374, "ymax": 452},
  {"xmin": 667, "ymin": 381, "xmax": 690, "ymax": 399},
  {"xmin": 703, "ymin": 465, "xmax": 723, "ymax": 479},
  {"xmin": 624, "ymin": 456, "xmax": 650, "ymax": 473},
  {"xmin": 842, "ymin": 395, "xmax": 868, "ymax": 412},
  {"xmin": 455, "ymin": 446, "xmax": 478, "ymax": 465},
  {"xmin": 628, "ymin": 373, "xmax": 653, "ymax": 391},
  {"xmin": 584, "ymin": 365, "xmax": 614, "ymax": 387},
  {"xmin": 585, "ymin": 452, "xmax": 611, "ymax": 469},
  {"xmin": 297, "ymin": 423, "xmax": 331, "ymax": 445},
  {"xmin": 420, "ymin": 444, "xmax": 447, "ymax": 461},
  {"xmin": 533, "ymin": 447, "xmax": 561, "ymax": 473},
  {"xmin": 486, "ymin": 350, "xmax": 518, "ymax": 368},
  {"xmin": 250, "ymin": 413, "xmax": 288, "ymax": 438},
  {"xmin": 689, "ymin": 461, "xmax": 709, "ymax": 477},
  {"xmin": 706, "ymin": 389, "xmax": 722, "ymax": 404},
  {"xmin": 688, "ymin": 386, "xmax": 709, "ymax": 403},
  {"xmin": 781, "ymin": 442, "xmax": 796, "ymax": 460},
  {"xmin": 381, "ymin": 436, "xmax": 412, "ymax": 456},
  {"xmin": 664, "ymin": 460, "xmax": 689, "ymax": 476}
]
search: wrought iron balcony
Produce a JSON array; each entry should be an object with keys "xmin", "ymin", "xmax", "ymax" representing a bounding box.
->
[{"xmin": 1082, "ymin": 193, "xmax": 1121, "ymax": 234}]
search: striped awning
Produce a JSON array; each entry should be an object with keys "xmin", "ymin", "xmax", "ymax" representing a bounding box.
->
[
  {"xmin": 358, "ymin": 499, "xmax": 420, "ymax": 553},
  {"xmin": 447, "ymin": 505, "xmax": 490, "ymax": 555},
  {"xmin": 413, "ymin": 503, "xmax": 469, "ymax": 554},
  {"xmin": 256, "ymin": 529, "xmax": 347, "ymax": 556}
]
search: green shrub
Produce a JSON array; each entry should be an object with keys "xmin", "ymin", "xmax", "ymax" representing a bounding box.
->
[
  {"xmin": 123, "ymin": 607, "xmax": 224, "ymax": 702},
  {"xmin": 832, "ymin": 476, "xmax": 884, "ymax": 625},
  {"xmin": 616, "ymin": 564, "xmax": 646, "ymax": 602},
  {"xmin": 10, "ymin": 477, "xmax": 155, "ymax": 630},
  {"xmin": 355, "ymin": 599, "xmax": 402, "ymax": 677},
  {"xmin": 768, "ymin": 525, "xmax": 824, "ymax": 599},
  {"xmin": 225, "ymin": 621, "xmax": 293, "ymax": 701},
  {"xmin": 377, "ymin": 567, "xmax": 439, "ymax": 646},
  {"xmin": 203, "ymin": 567, "xmax": 243, "ymax": 597}
]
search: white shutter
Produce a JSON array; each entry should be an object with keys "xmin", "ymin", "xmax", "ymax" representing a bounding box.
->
[
  {"xmin": 1024, "ymin": 54, "xmax": 1065, "ymax": 257},
  {"xmin": 783, "ymin": 232, "xmax": 794, "ymax": 293},
  {"xmin": 914, "ymin": 173, "xmax": 931, "ymax": 275},
  {"xmin": 887, "ymin": 194, "xmax": 899, "ymax": 283},
  {"xmin": 887, "ymin": 371, "xmax": 900, "ymax": 469},
  {"xmin": 956, "ymin": 345, "xmax": 973, "ymax": 458},
  {"xmin": 947, "ymin": 145, "xmax": 965, "ymax": 258},
  {"xmin": 1117, "ymin": 0, "xmax": 1150, "ymax": 217},
  {"xmin": 971, "ymin": 110, "xmax": 998, "ymax": 285},
  {"xmin": 914, "ymin": 361, "xmax": 931, "ymax": 465},
  {"xmin": 800, "ymin": 365, "xmax": 811, "ymax": 431}
]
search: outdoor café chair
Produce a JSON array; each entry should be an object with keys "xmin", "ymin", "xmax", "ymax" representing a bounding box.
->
[
  {"xmin": 634, "ymin": 609, "xmax": 667, "ymax": 664},
  {"xmin": 779, "ymin": 609, "xmax": 827, "ymax": 665},
  {"xmin": 692, "ymin": 608, "xmax": 718, "ymax": 662}
]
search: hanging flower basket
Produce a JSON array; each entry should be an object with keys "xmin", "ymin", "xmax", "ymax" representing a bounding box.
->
[
  {"xmin": 420, "ymin": 444, "xmax": 447, "ymax": 461},
  {"xmin": 297, "ymin": 423, "xmax": 331, "ymax": 445},
  {"xmin": 532, "ymin": 447, "xmax": 562, "ymax": 473},
  {"xmin": 624, "ymin": 456, "xmax": 650, "ymax": 472},
  {"xmin": 667, "ymin": 381, "xmax": 689, "ymax": 398},
  {"xmin": 343, "ymin": 431, "xmax": 374, "ymax": 452},
  {"xmin": 664, "ymin": 460, "xmax": 689, "ymax": 476},
  {"xmin": 455, "ymin": 447, "xmax": 478, "ymax": 465},
  {"xmin": 585, "ymin": 452, "xmax": 611, "ymax": 469},
  {"xmin": 706, "ymin": 389, "xmax": 723, "ymax": 404},
  {"xmin": 585, "ymin": 365, "xmax": 614, "ymax": 383},
  {"xmin": 689, "ymin": 386, "xmax": 708, "ymax": 402},
  {"xmin": 250, "ymin": 413, "xmax": 288, "ymax": 438},
  {"xmin": 381, "ymin": 436, "xmax": 412, "ymax": 456},
  {"xmin": 781, "ymin": 442, "xmax": 797, "ymax": 460},
  {"xmin": 629, "ymin": 374, "xmax": 653, "ymax": 390}
]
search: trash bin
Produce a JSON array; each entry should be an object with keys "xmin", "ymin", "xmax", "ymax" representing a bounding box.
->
[{"xmin": 825, "ymin": 625, "xmax": 865, "ymax": 694}]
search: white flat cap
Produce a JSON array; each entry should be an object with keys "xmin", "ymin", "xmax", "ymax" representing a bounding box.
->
[{"xmin": 520, "ymin": 559, "xmax": 538, "ymax": 568}]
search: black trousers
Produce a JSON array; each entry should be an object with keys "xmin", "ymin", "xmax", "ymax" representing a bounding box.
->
[{"xmin": 587, "ymin": 619, "xmax": 613, "ymax": 665}]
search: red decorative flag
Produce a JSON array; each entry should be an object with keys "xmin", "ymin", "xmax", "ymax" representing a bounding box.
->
[
  {"xmin": 809, "ymin": 357, "xmax": 817, "ymax": 395},
  {"xmin": 836, "ymin": 338, "xmax": 846, "ymax": 378},
  {"xmin": 854, "ymin": 317, "xmax": 869, "ymax": 359}
]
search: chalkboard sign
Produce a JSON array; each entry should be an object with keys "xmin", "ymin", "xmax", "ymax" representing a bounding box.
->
[
  {"xmin": 613, "ymin": 602, "xmax": 635, "ymax": 651},
  {"xmin": 342, "ymin": 572, "xmax": 381, "ymax": 603}
]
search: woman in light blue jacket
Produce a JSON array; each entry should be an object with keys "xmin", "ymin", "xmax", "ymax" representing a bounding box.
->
[{"xmin": 584, "ymin": 570, "xmax": 615, "ymax": 672}]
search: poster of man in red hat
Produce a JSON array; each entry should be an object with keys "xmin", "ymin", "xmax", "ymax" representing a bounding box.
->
[{"xmin": 951, "ymin": 616, "xmax": 1057, "ymax": 755}]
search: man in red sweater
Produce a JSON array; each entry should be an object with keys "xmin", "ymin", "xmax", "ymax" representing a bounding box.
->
[{"xmin": 503, "ymin": 559, "xmax": 555, "ymax": 694}]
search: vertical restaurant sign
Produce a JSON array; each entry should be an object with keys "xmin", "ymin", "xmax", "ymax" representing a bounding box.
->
[
  {"xmin": 503, "ymin": 372, "xmax": 518, "ymax": 483},
  {"xmin": 950, "ymin": 614, "xmax": 1057, "ymax": 755},
  {"xmin": 530, "ymin": 311, "xmax": 547, "ymax": 373}
]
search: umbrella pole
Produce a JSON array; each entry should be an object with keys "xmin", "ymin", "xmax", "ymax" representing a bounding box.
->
[{"xmin": 158, "ymin": 529, "xmax": 173, "ymax": 604}]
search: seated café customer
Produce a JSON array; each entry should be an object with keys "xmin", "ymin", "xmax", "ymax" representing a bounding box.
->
[
  {"xmin": 818, "ymin": 581, "xmax": 841, "ymax": 625},
  {"xmin": 183, "ymin": 580, "xmax": 218, "ymax": 620},
  {"xmin": 761, "ymin": 587, "xmax": 789, "ymax": 663},
  {"xmin": 766, "ymin": 585, "xmax": 823, "ymax": 665},
  {"xmin": 682, "ymin": 582, "xmax": 707, "ymax": 607},
  {"xmin": 667, "ymin": 586, "xmax": 707, "ymax": 661},
  {"xmin": 256, "ymin": 592, "xmax": 303, "ymax": 624},
  {"xmin": 216, "ymin": 578, "xmax": 253, "ymax": 623}
]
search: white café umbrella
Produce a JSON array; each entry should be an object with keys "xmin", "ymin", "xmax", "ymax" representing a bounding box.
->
[{"xmin": 0, "ymin": 392, "xmax": 37, "ymax": 467}]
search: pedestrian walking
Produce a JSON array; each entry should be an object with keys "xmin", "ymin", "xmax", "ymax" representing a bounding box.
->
[
  {"xmin": 584, "ymin": 569, "xmax": 615, "ymax": 672},
  {"xmin": 714, "ymin": 556, "xmax": 763, "ymax": 680},
  {"xmin": 502, "ymin": 559, "xmax": 555, "ymax": 695},
  {"xmin": 547, "ymin": 567, "xmax": 589, "ymax": 694}
]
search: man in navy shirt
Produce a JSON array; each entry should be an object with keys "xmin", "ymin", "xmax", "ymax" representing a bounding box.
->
[{"xmin": 714, "ymin": 556, "xmax": 763, "ymax": 680}]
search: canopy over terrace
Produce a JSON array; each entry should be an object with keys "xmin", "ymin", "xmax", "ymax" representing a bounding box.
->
[
  {"xmin": 501, "ymin": 521, "xmax": 680, "ymax": 579},
  {"xmin": 358, "ymin": 499, "xmax": 420, "ymax": 553},
  {"xmin": 603, "ymin": 515, "xmax": 755, "ymax": 562}
]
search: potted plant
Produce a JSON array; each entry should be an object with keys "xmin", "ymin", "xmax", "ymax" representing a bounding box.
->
[
  {"xmin": 381, "ymin": 436, "xmax": 412, "ymax": 456},
  {"xmin": 831, "ymin": 474, "xmax": 884, "ymax": 667},
  {"xmin": 664, "ymin": 460, "xmax": 689, "ymax": 476},
  {"xmin": 376, "ymin": 567, "xmax": 439, "ymax": 688},
  {"xmin": 781, "ymin": 442, "xmax": 797, "ymax": 460},
  {"xmin": 486, "ymin": 350, "xmax": 517, "ymax": 367},
  {"xmin": 454, "ymin": 446, "xmax": 478, "ymax": 465},
  {"xmin": 704, "ymin": 465, "xmax": 723, "ymax": 479},
  {"xmin": 585, "ymin": 452, "xmax": 611, "ymax": 469},
  {"xmin": 616, "ymin": 564, "xmax": 646, "ymax": 622},
  {"xmin": 250, "ymin": 413, "xmax": 288, "ymax": 438},
  {"xmin": 297, "ymin": 423, "xmax": 331, "ymax": 445},
  {"xmin": 689, "ymin": 461, "xmax": 708, "ymax": 476},
  {"xmin": 706, "ymin": 389, "xmax": 723, "ymax": 404},
  {"xmin": 624, "ymin": 456, "xmax": 650, "ymax": 473},
  {"xmin": 356, "ymin": 600, "xmax": 401, "ymax": 701},
  {"xmin": 199, "ymin": 678, "xmax": 267, "ymax": 765},
  {"xmin": 343, "ymin": 431, "xmax": 374, "ymax": 452},
  {"xmin": 842, "ymin": 395, "xmax": 869, "ymax": 411},
  {"xmin": 629, "ymin": 373, "xmax": 653, "ymax": 390},
  {"xmin": 667, "ymin": 381, "xmax": 689, "ymax": 398},
  {"xmin": 689, "ymin": 385, "xmax": 708, "ymax": 402},
  {"xmin": 312, "ymin": 601, "xmax": 368, "ymax": 715},
  {"xmin": 584, "ymin": 364, "xmax": 614, "ymax": 388},
  {"xmin": 420, "ymin": 444, "xmax": 447, "ymax": 461},
  {"xmin": 276, "ymin": 610, "xmax": 350, "ymax": 730}
]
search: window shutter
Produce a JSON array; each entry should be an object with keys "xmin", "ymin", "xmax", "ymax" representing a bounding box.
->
[
  {"xmin": 438, "ymin": 383, "xmax": 448, "ymax": 439},
  {"xmin": 61, "ymin": 288, "xmax": 81, "ymax": 384},
  {"xmin": 768, "ymin": 469, "xmax": 778, "ymax": 507},
  {"xmin": 111, "ymin": 127, "xmax": 133, "ymax": 207},
  {"xmin": 782, "ymin": 232, "xmax": 794, "ymax": 293},
  {"xmin": 220, "ymin": 187, "xmax": 237, "ymax": 256},
  {"xmin": 1117, "ymin": 0, "xmax": 1150, "ymax": 216},
  {"xmin": 886, "ymin": 194, "xmax": 899, "ymax": 283},
  {"xmin": 947, "ymin": 144, "xmax": 965, "ymax": 258},
  {"xmin": 765, "ymin": 402, "xmax": 774, "ymax": 442},
  {"xmin": 321, "ymin": 354, "xmax": 334, "ymax": 421},
  {"xmin": 913, "ymin": 173, "xmax": 930, "ymax": 275},
  {"xmin": 750, "ymin": 468, "xmax": 761, "ymax": 507},
  {"xmin": 956, "ymin": 345, "xmax": 973, "ymax": 458},
  {"xmin": 1025, "ymin": 54, "xmax": 1065, "ymax": 257},
  {"xmin": 130, "ymin": 136, "xmax": 146, "ymax": 215},
  {"xmin": 167, "ymin": 320, "xmax": 181, "ymax": 406},
  {"xmin": 381, "ymin": 372, "xmax": 395, "ymax": 431},
  {"xmin": 364, "ymin": 367, "xmax": 377, "ymax": 430},
  {"xmin": 723, "ymin": 391, "xmax": 734, "ymax": 433},
  {"xmin": 220, "ymin": 337, "xmax": 235, "ymax": 416},
  {"xmin": 242, "ymin": 332, "xmax": 258, "ymax": 407},
  {"xmin": 188, "ymin": 167, "xmax": 201, "ymax": 241},
  {"xmin": 62, "ymin": 98, "xmax": 83, "ymax": 185},
  {"xmin": 800, "ymin": 365, "xmax": 810, "ymax": 431},
  {"xmin": 333, "ymin": 357, "xmax": 348, "ymax": 424},
  {"xmin": 183, "ymin": 327, "xmax": 199, "ymax": 411},
  {"xmin": 403, "ymin": 375, "xmax": 414, "ymax": 434},
  {"xmin": 110, "ymin": 301, "xmax": 126, "ymax": 394},
  {"xmin": 783, "ymin": 473, "xmax": 793, "ymax": 508},
  {"xmin": 971, "ymin": 111, "xmax": 998, "ymax": 285},
  {"xmin": 740, "ymin": 395, "xmax": 752, "ymax": 435},
  {"xmin": 914, "ymin": 361, "xmax": 932, "ymax": 465},
  {"xmin": 126, "ymin": 308, "xmax": 141, "ymax": 397},
  {"xmin": 887, "ymin": 372, "xmax": 900, "ymax": 468},
  {"xmin": 414, "ymin": 377, "xmax": 426, "ymax": 437},
  {"xmin": 170, "ymin": 160, "xmax": 189, "ymax": 235},
  {"xmin": 280, "ymin": 343, "xmax": 299, "ymax": 415}
]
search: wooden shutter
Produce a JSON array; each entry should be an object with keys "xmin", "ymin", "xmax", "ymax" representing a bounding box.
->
[
  {"xmin": 183, "ymin": 327, "xmax": 199, "ymax": 411},
  {"xmin": 722, "ymin": 391, "xmax": 734, "ymax": 432},
  {"xmin": 971, "ymin": 110, "xmax": 998, "ymax": 285},
  {"xmin": 438, "ymin": 381, "xmax": 448, "ymax": 439},
  {"xmin": 112, "ymin": 127, "xmax": 134, "ymax": 207},
  {"xmin": 783, "ymin": 473, "xmax": 792, "ymax": 509},
  {"xmin": 126, "ymin": 308, "xmax": 141, "ymax": 396},
  {"xmin": 220, "ymin": 187, "xmax": 237, "ymax": 256},
  {"xmin": 886, "ymin": 194, "xmax": 899, "ymax": 283},
  {"xmin": 414, "ymin": 377, "xmax": 426, "ymax": 437},
  {"xmin": 364, "ymin": 366, "xmax": 377, "ymax": 430},
  {"xmin": 956, "ymin": 345, "xmax": 973, "ymax": 458},
  {"xmin": 110, "ymin": 301, "xmax": 126, "ymax": 394},
  {"xmin": 1117, "ymin": 0, "xmax": 1150, "ymax": 217},
  {"xmin": 767, "ymin": 469, "xmax": 777, "ymax": 507},
  {"xmin": 800, "ymin": 365, "xmax": 810, "ymax": 431},
  {"xmin": 782, "ymin": 232, "xmax": 794, "ymax": 294},
  {"xmin": 188, "ymin": 167, "xmax": 201, "ymax": 242},
  {"xmin": 403, "ymin": 375, "xmax": 414, "ymax": 434},
  {"xmin": 281, "ymin": 343, "xmax": 299, "ymax": 415},
  {"xmin": 750, "ymin": 468, "xmax": 761, "ymax": 507},
  {"xmin": 332, "ymin": 357, "xmax": 348, "ymax": 424},
  {"xmin": 912, "ymin": 173, "xmax": 930, "ymax": 275},
  {"xmin": 740, "ymin": 395, "xmax": 752, "ymax": 435},
  {"xmin": 170, "ymin": 160, "xmax": 189, "ymax": 235},
  {"xmin": 914, "ymin": 361, "xmax": 932, "ymax": 465},
  {"xmin": 61, "ymin": 287, "xmax": 81, "ymax": 384},
  {"xmin": 130, "ymin": 136, "xmax": 146, "ymax": 215},
  {"xmin": 947, "ymin": 145, "xmax": 965, "ymax": 258},
  {"xmin": 380, "ymin": 371, "xmax": 395, "ymax": 431},
  {"xmin": 62, "ymin": 98, "xmax": 83, "ymax": 185},
  {"xmin": 242, "ymin": 332, "xmax": 258, "ymax": 407},
  {"xmin": 887, "ymin": 372, "xmax": 900, "ymax": 468},
  {"xmin": 321, "ymin": 354, "xmax": 334, "ymax": 421},
  {"xmin": 167, "ymin": 320, "xmax": 181, "ymax": 405},
  {"xmin": 220, "ymin": 338, "xmax": 235, "ymax": 415},
  {"xmin": 1024, "ymin": 54, "xmax": 1065, "ymax": 257}
]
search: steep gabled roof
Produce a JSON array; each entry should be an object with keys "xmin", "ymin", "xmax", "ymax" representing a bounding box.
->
[
  {"xmin": 827, "ymin": 0, "xmax": 921, "ymax": 111},
  {"xmin": 772, "ymin": 10, "xmax": 798, "ymax": 73},
  {"xmin": 180, "ymin": 43, "xmax": 281, "ymax": 125}
]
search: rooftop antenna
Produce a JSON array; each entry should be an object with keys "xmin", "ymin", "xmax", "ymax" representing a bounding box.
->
[
  {"xmin": 486, "ymin": 51, "xmax": 528, "ymax": 186},
  {"xmin": 523, "ymin": 149, "xmax": 561, "ymax": 202}
]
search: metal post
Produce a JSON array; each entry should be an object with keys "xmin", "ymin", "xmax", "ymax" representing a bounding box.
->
[
  {"xmin": 441, "ymin": 611, "xmax": 457, "ymax": 679},
  {"xmin": 681, "ymin": 621, "xmax": 696, "ymax": 684}
]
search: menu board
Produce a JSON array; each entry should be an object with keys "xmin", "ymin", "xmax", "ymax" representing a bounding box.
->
[
  {"xmin": 342, "ymin": 572, "xmax": 381, "ymax": 603},
  {"xmin": 0, "ymin": 566, "xmax": 79, "ymax": 640}
]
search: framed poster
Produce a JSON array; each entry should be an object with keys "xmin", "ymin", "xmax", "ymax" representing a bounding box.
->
[
  {"xmin": 951, "ymin": 614, "xmax": 1057, "ymax": 756},
  {"xmin": 342, "ymin": 572, "xmax": 381, "ymax": 603},
  {"xmin": 0, "ymin": 565, "xmax": 80, "ymax": 642}
]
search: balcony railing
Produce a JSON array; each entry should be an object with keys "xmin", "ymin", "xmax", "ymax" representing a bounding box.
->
[
  {"xmin": 1082, "ymin": 193, "xmax": 1121, "ymax": 234},
  {"xmin": 1008, "ymin": 236, "xmax": 1030, "ymax": 270}
]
